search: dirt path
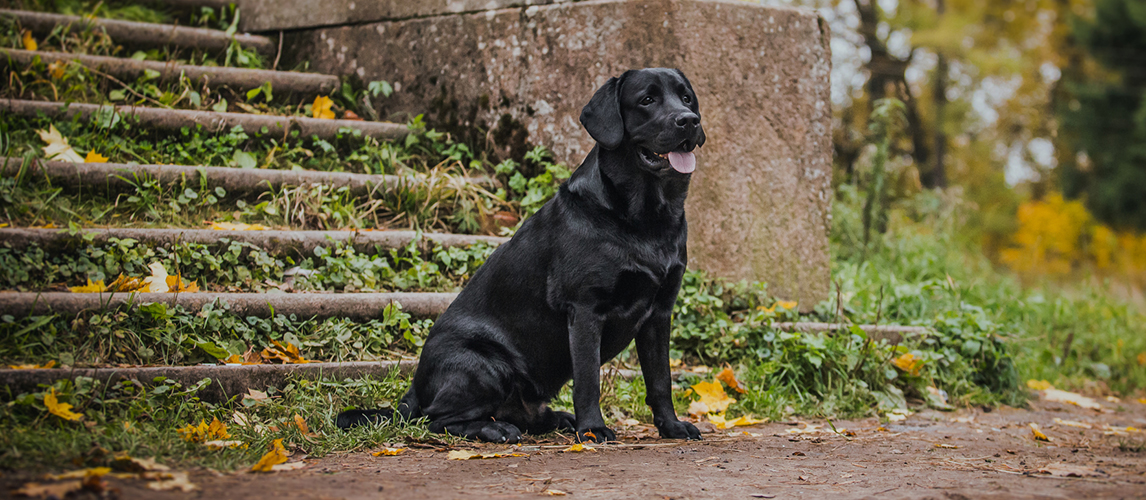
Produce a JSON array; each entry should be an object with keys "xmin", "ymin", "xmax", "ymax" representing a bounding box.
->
[{"xmin": 7, "ymin": 399, "xmax": 1146, "ymax": 499}]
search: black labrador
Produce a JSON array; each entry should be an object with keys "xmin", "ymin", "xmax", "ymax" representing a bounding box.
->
[{"xmin": 337, "ymin": 68, "xmax": 705, "ymax": 443}]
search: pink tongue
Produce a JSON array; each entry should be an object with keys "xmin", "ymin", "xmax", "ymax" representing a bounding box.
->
[{"xmin": 667, "ymin": 151, "xmax": 696, "ymax": 173}]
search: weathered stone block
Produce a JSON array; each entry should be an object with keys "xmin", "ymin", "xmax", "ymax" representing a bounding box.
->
[{"xmin": 283, "ymin": 0, "xmax": 832, "ymax": 307}]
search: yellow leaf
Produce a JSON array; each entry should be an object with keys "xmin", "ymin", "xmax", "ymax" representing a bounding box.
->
[
  {"xmin": 251, "ymin": 439, "xmax": 289, "ymax": 472},
  {"xmin": 37, "ymin": 125, "xmax": 85, "ymax": 163},
  {"xmin": 69, "ymin": 278, "xmax": 108, "ymax": 293},
  {"xmin": 1137, "ymin": 352, "xmax": 1145, "ymax": 366},
  {"xmin": 1053, "ymin": 418, "xmax": 1093, "ymax": 429},
  {"xmin": 1026, "ymin": 379, "xmax": 1054, "ymax": 391},
  {"xmin": 715, "ymin": 367, "xmax": 747, "ymax": 393},
  {"xmin": 224, "ymin": 354, "xmax": 244, "ymax": 364},
  {"xmin": 261, "ymin": 340, "xmax": 310, "ymax": 364},
  {"xmin": 29, "ymin": 223, "xmax": 58, "ymax": 229},
  {"xmin": 886, "ymin": 408, "xmax": 912, "ymax": 422},
  {"xmin": 312, "ymin": 96, "xmax": 335, "ymax": 119},
  {"xmin": 14, "ymin": 481, "xmax": 82, "ymax": 498},
  {"xmin": 178, "ymin": 417, "xmax": 229, "ymax": 443},
  {"xmin": 785, "ymin": 422, "xmax": 824, "ymax": 434},
  {"xmin": 84, "ymin": 150, "xmax": 109, "ymax": 163},
  {"xmin": 48, "ymin": 60, "xmax": 66, "ymax": 79},
  {"xmin": 105, "ymin": 274, "xmax": 148, "ymax": 293},
  {"xmin": 147, "ymin": 471, "xmax": 196, "ymax": 492},
  {"xmin": 543, "ymin": 489, "xmax": 569, "ymax": 496},
  {"xmin": 204, "ymin": 440, "xmax": 246, "ymax": 450},
  {"xmin": 165, "ymin": 274, "xmax": 199, "ymax": 293},
  {"xmin": 44, "ymin": 388, "xmax": 83, "ymax": 421},
  {"xmin": 49, "ymin": 467, "xmax": 112, "ymax": 480},
  {"xmin": 7, "ymin": 360, "xmax": 56, "ymax": 369},
  {"xmin": 776, "ymin": 300, "xmax": 797, "ymax": 310},
  {"xmin": 561, "ymin": 443, "xmax": 595, "ymax": 453},
  {"xmin": 208, "ymin": 221, "xmax": 269, "ymax": 231},
  {"xmin": 1029, "ymin": 422, "xmax": 1051, "ymax": 442},
  {"xmin": 293, "ymin": 414, "xmax": 310, "ymax": 435},
  {"xmin": 934, "ymin": 443, "xmax": 959, "ymax": 449},
  {"xmin": 22, "ymin": 30, "xmax": 37, "ymax": 51},
  {"xmin": 687, "ymin": 400, "xmax": 709, "ymax": 417},
  {"xmin": 709, "ymin": 414, "xmax": 766, "ymax": 430},
  {"xmin": 372, "ymin": 447, "xmax": 406, "ymax": 456},
  {"xmin": 690, "ymin": 380, "xmax": 736, "ymax": 414},
  {"xmin": 892, "ymin": 353, "xmax": 923, "ymax": 376},
  {"xmin": 1138, "ymin": 398, "xmax": 1146, "ymax": 405},
  {"xmin": 142, "ymin": 262, "xmax": 169, "ymax": 293}
]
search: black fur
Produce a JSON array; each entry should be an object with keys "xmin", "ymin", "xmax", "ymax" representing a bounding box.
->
[{"xmin": 337, "ymin": 68, "xmax": 706, "ymax": 443}]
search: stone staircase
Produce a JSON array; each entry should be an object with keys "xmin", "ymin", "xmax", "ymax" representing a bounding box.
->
[{"xmin": 0, "ymin": 1, "xmax": 508, "ymax": 392}]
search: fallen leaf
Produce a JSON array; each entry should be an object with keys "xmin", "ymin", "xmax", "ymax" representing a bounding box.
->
[
  {"xmin": 165, "ymin": 274, "xmax": 199, "ymax": 293},
  {"xmin": 786, "ymin": 422, "xmax": 823, "ymax": 434},
  {"xmin": 1041, "ymin": 388, "xmax": 1103, "ymax": 410},
  {"xmin": 343, "ymin": 110, "xmax": 364, "ymax": 121},
  {"xmin": 543, "ymin": 489, "xmax": 568, "ymax": 496},
  {"xmin": 372, "ymin": 448, "xmax": 406, "ymax": 456},
  {"xmin": 207, "ymin": 221, "xmax": 269, "ymax": 231},
  {"xmin": 293, "ymin": 414, "xmax": 312, "ymax": 435},
  {"xmin": 885, "ymin": 408, "xmax": 912, "ymax": 422},
  {"xmin": 29, "ymin": 223, "xmax": 57, "ymax": 229},
  {"xmin": 690, "ymin": 380, "xmax": 736, "ymax": 414},
  {"xmin": 261, "ymin": 340, "xmax": 311, "ymax": 364},
  {"xmin": 270, "ymin": 461, "xmax": 308, "ymax": 472},
  {"xmin": 245, "ymin": 389, "xmax": 269, "ymax": 402},
  {"xmin": 112, "ymin": 455, "xmax": 171, "ymax": 472},
  {"xmin": 13, "ymin": 481, "xmax": 82, "ymax": 498},
  {"xmin": 1053, "ymin": 418, "xmax": 1093, "ymax": 429},
  {"xmin": 1102, "ymin": 425, "xmax": 1141, "ymax": 436},
  {"xmin": 147, "ymin": 471, "xmax": 196, "ymax": 492},
  {"xmin": 1139, "ymin": 398, "xmax": 1146, "ymax": 405},
  {"xmin": 934, "ymin": 443, "xmax": 959, "ymax": 449},
  {"xmin": 708, "ymin": 414, "xmax": 766, "ymax": 429},
  {"xmin": 892, "ymin": 353, "xmax": 923, "ymax": 376},
  {"xmin": 1030, "ymin": 422, "xmax": 1051, "ymax": 442},
  {"xmin": 48, "ymin": 467, "xmax": 111, "ymax": 480},
  {"xmin": 48, "ymin": 60, "xmax": 66, "ymax": 79},
  {"xmin": 715, "ymin": 367, "xmax": 747, "ymax": 393},
  {"xmin": 618, "ymin": 418, "xmax": 640, "ymax": 426},
  {"xmin": 757, "ymin": 301, "xmax": 798, "ymax": 314},
  {"xmin": 141, "ymin": 262, "xmax": 169, "ymax": 293},
  {"xmin": 22, "ymin": 30, "xmax": 37, "ymax": 51},
  {"xmin": 251, "ymin": 438, "xmax": 289, "ymax": 472},
  {"xmin": 313, "ymin": 95, "xmax": 335, "ymax": 119},
  {"xmin": 447, "ymin": 450, "xmax": 525, "ymax": 460},
  {"xmin": 1027, "ymin": 379, "xmax": 1054, "ymax": 391},
  {"xmin": 1038, "ymin": 462, "xmax": 1104, "ymax": 477},
  {"xmin": 177, "ymin": 417, "xmax": 230, "ymax": 443},
  {"xmin": 69, "ymin": 278, "xmax": 108, "ymax": 293},
  {"xmin": 103, "ymin": 274, "xmax": 148, "ymax": 293},
  {"xmin": 44, "ymin": 388, "xmax": 83, "ymax": 421},
  {"xmin": 8, "ymin": 361, "xmax": 56, "ymax": 369},
  {"xmin": 687, "ymin": 400, "xmax": 710, "ymax": 417},
  {"xmin": 204, "ymin": 440, "xmax": 245, "ymax": 450},
  {"xmin": 1104, "ymin": 395, "xmax": 1121, "ymax": 403},
  {"xmin": 37, "ymin": 125, "xmax": 85, "ymax": 163},
  {"xmin": 562, "ymin": 443, "xmax": 595, "ymax": 453},
  {"xmin": 84, "ymin": 150, "xmax": 109, "ymax": 163}
]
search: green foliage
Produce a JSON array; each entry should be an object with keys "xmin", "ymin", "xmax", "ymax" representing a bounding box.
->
[{"xmin": 1059, "ymin": 0, "xmax": 1146, "ymax": 230}]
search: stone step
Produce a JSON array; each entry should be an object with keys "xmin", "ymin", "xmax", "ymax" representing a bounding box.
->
[
  {"xmin": 0, "ymin": 157, "xmax": 497, "ymax": 199},
  {"xmin": 0, "ymin": 8, "xmax": 275, "ymax": 56},
  {"xmin": 2, "ymin": 99, "xmax": 405, "ymax": 141},
  {"xmin": 0, "ymin": 227, "xmax": 507, "ymax": 257},
  {"xmin": 0, "ymin": 291, "xmax": 458, "ymax": 320},
  {"xmin": 1, "ymin": 48, "xmax": 338, "ymax": 100}
]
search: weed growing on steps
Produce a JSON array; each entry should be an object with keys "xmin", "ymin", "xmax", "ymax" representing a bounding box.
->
[
  {"xmin": 0, "ymin": 113, "xmax": 563, "ymax": 234},
  {"xmin": 0, "ymin": 237, "xmax": 496, "ymax": 293}
]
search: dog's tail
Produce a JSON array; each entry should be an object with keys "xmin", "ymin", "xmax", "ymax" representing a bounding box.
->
[{"xmin": 335, "ymin": 388, "xmax": 421, "ymax": 430}]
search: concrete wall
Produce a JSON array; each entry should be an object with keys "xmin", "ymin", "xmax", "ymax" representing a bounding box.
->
[{"xmin": 281, "ymin": 0, "xmax": 833, "ymax": 308}]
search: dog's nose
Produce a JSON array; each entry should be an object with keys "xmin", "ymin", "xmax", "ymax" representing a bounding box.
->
[{"xmin": 676, "ymin": 112, "xmax": 700, "ymax": 129}]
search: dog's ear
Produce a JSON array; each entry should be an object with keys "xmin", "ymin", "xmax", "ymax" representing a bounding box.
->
[{"xmin": 580, "ymin": 76, "xmax": 624, "ymax": 150}]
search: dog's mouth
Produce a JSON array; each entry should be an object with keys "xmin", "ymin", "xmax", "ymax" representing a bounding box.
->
[{"xmin": 639, "ymin": 142, "xmax": 697, "ymax": 174}]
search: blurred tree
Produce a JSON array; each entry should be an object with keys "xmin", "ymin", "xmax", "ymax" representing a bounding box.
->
[{"xmin": 1058, "ymin": 0, "xmax": 1146, "ymax": 230}]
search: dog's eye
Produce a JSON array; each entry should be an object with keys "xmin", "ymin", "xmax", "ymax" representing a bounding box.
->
[
  {"xmin": 682, "ymin": 95, "xmax": 692, "ymax": 104},
  {"xmin": 640, "ymin": 95, "xmax": 655, "ymax": 105}
]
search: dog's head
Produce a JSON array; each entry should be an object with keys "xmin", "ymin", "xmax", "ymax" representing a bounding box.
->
[{"xmin": 579, "ymin": 68, "xmax": 706, "ymax": 175}]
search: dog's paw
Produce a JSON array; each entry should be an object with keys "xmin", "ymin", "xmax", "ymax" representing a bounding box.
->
[
  {"xmin": 576, "ymin": 426, "xmax": 616, "ymax": 443},
  {"xmin": 554, "ymin": 411, "xmax": 577, "ymax": 432},
  {"xmin": 657, "ymin": 420, "xmax": 702, "ymax": 440},
  {"xmin": 476, "ymin": 421, "xmax": 523, "ymax": 444}
]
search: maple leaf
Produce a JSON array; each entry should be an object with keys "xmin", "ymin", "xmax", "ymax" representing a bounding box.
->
[
  {"xmin": 561, "ymin": 443, "xmax": 595, "ymax": 453},
  {"xmin": 69, "ymin": 278, "xmax": 108, "ymax": 293},
  {"xmin": 165, "ymin": 274, "xmax": 199, "ymax": 293},
  {"xmin": 37, "ymin": 125, "xmax": 85, "ymax": 163},
  {"xmin": 84, "ymin": 150, "xmax": 109, "ymax": 163},
  {"xmin": 44, "ymin": 388, "xmax": 83, "ymax": 421},
  {"xmin": 715, "ymin": 367, "xmax": 747, "ymax": 393},
  {"xmin": 891, "ymin": 353, "xmax": 923, "ymax": 376},
  {"xmin": 708, "ymin": 414, "xmax": 766, "ymax": 430},
  {"xmin": 251, "ymin": 439, "xmax": 290, "ymax": 472},
  {"xmin": 372, "ymin": 448, "xmax": 406, "ymax": 456},
  {"xmin": 690, "ymin": 380, "xmax": 736, "ymax": 414},
  {"xmin": 8, "ymin": 360, "xmax": 56, "ymax": 369},
  {"xmin": 22, "ymin": 30, "xmax": 37, "ymax": 51},
  {"xmin": 207, "ymin": 221, "xmax": 269, "ymax": 231},
  {"xmin": 312, "ymin": 95, "xmax": 335, "ymax": 119}
]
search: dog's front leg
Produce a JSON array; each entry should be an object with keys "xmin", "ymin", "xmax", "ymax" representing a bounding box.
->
[
  {"xmin": 568, "ymin": 307, "xmax": 615, "ymax": 443},
  {"xmin": 637, "ymin": 311, "xmax": 702, "ymax": 440}
]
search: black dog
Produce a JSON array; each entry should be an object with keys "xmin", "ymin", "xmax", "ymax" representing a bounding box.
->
[{"xmin": 338, "ymin": 68, "xmax": 705, "ymax": 443}]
